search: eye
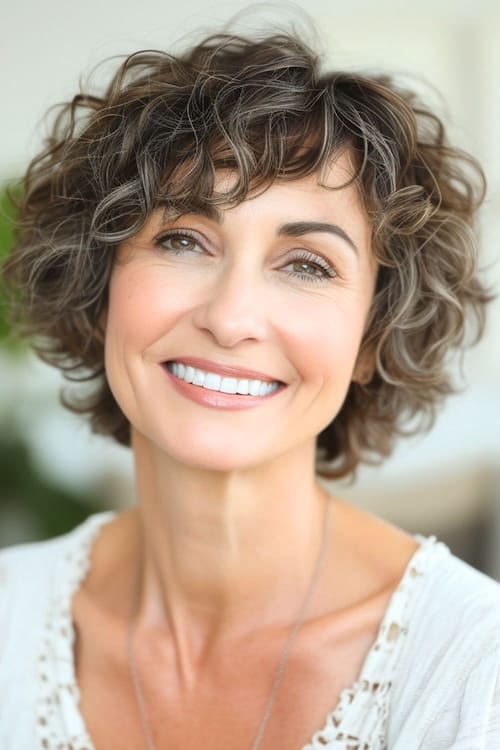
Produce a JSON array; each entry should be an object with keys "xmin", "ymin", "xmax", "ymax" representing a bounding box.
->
[
  {"xmin": 155, "ymin": 230, "xmax": 203, "ymax": 255},
  {"xmin": 282, "ymin": 251, "xmax": 337, "ymax": 283}
]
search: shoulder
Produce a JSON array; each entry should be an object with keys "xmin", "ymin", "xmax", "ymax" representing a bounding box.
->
[
  {"xmin": 0, "ymin": 511, "xmax": 116, "ymax": 639},
  {"xmin": 0, "ymin": 511, "xmax": 116, "ymax": 595},
  {"xmin": 407, "ymin": 539, "xmax": 500, "ymax": 649},
  {"xmin": 0, "ymin": 511, "xmax": 116, "ymax": 745},
  {"xmin": 389, "ymin": 539, "xmax": 500, "ymax": 747}
]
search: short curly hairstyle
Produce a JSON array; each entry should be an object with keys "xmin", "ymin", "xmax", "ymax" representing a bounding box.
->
[{"xmin": 2, "ymin": 31, "xmax": 490, "ymax": 478}]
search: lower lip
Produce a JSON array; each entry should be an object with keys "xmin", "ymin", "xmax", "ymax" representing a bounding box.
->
[{"xmin": 162, "ymin": 366, "xmax": 286, "ymax": 410}]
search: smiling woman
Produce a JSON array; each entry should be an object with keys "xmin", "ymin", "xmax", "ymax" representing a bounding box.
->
[{"xmin": 1, "ymin": 30, "xmax": 500, "ymax": 750}]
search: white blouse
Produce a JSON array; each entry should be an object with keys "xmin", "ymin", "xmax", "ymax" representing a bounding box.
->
[{"xmin": 1, "ymin": 510, "xmax": 499, "ymax": 749}]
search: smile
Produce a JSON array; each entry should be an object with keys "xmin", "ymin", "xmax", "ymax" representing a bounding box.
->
[{"xmin": 165, "ymin": 361, "xmax": 281, "ymax": 396}]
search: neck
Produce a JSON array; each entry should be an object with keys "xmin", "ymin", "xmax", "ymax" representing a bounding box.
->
[{"xmin": 129, "ymin": 428, "xmax": 332, "ymax": 656}]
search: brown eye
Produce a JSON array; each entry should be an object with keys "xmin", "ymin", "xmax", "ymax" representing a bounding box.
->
[
  {"xmin": 171, "ymin": 236, "xmax": 196, "ymax": 251},
  {"xmin": 156, "ymin": 231, "xmax": 201, "ymax": 254}
]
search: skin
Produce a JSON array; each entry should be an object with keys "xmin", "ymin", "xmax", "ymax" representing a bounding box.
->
[{"xmin": 72, "ymin": 156, "xmax": 420, "ymax": 748}]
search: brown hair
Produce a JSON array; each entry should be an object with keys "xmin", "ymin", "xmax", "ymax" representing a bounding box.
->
[{"xmin": 2, "ymin": 32, "xmax": 490, "ymax": 477}]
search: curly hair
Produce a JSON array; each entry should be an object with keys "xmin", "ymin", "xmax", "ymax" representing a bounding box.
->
[{"xmin": 2, "ymin": 32, "xmax": 490, "ymax": 478}]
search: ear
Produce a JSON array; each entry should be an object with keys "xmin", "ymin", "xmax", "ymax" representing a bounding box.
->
[{"xmin": 352, "ymin": 346, "xmax": 376, "ymax": 385}]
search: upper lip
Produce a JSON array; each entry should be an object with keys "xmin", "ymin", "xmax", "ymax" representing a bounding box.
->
[{"xmin": 165, "ymin": 356, "xmax": 284, "ymax": 383}]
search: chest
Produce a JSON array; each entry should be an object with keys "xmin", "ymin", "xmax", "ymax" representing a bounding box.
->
[{"xmin": 73, "ymin": 608, "xmax": 387, "ymax": 750}]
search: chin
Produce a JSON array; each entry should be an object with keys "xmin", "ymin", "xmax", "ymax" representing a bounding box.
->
[
  {"xmin": 138, "ymin": 425, "xmax": 270, "ymax": 473},
  {"xmin": 167, "ymin": 446, "xmax": 267, "ymax": 474}
]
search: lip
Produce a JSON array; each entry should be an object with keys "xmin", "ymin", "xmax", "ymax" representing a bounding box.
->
[
  {"xmin": 162, "ymin": 365, "xmax": 286, "ymax": 410},
  {"xmin": 164, "ymin": 356, "xmax": 284, "ymax": 384}
]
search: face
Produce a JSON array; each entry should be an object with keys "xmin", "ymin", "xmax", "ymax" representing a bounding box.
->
[{"xmin": 104, "ymin": 154, "xmax": 378, "ymax": 471}]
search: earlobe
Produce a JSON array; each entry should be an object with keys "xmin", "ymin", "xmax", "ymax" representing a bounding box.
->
[{"xmin": 352, "ymin": 348, "xmax": 376, "ymax": 385}]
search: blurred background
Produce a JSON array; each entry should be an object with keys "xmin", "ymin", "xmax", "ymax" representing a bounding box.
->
[{"xmin": 1, "ymin": 0, "xmax": 499, "ymax": 577}]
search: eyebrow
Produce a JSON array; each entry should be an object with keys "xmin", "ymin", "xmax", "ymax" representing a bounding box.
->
[
  {"xmin": 161, "ymin": 206, "xmax": 358, "ymax": 256},
  {"xmin": 277, "ymin": 221, "xmax": 358, "ymax": 256}
]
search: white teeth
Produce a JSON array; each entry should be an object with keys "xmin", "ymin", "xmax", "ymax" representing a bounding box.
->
[
  {"xmin": 236, "ymin": 379, "xmax": 249, "ymax": 395},
  {"xmin": 220, "ymin": 377, "xmax": 238, "ymax": 394},
  {"xmin": 204, "ymin": 372, "xmax": 221, "ymax": 390},
  {"xmin": 167, "ymin": 362, "xmax": 281, "ymax": 397},
  {"xmin": 248, "ymin": 380, "xmax": 261, "ymax": 396},
  {"xmin": 192, "ymin": 368, "xmax": 205, "ymax": 386}
]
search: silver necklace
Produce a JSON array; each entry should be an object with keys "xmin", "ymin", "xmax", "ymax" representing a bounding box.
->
[{"xmin": 126, "ymin": 496, "xmax": 333, "ymax": 750}]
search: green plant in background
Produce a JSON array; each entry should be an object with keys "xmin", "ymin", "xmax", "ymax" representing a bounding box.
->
[
  {"xmin": 0, "ymin": 184, "xmax": 103, "ymax": 547},
  {"xmin": 0, "ymin": 184, "xmax": 23, "ymax": 352}
]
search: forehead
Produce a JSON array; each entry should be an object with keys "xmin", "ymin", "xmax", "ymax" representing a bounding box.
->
[{"xmin": 160, "ymin": 148, "xmax": 363, "ymax": 223}]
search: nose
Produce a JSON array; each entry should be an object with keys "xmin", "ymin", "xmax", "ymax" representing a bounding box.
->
[{"xmin": 192, "ymin": 263, "xmax": 269, "ymax": 348}]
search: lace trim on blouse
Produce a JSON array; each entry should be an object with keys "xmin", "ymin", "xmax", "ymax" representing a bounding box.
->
[{"xmin": 35, "ymin": 511, "xmax": 448, "ymax": 750}]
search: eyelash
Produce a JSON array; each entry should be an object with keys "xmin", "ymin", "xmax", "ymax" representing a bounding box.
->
[{"xmin": 155, "ymin": 229, "xmax": 337, "ymax": 283}]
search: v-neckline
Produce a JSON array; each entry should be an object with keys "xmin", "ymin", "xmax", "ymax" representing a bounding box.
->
[{"xmin": 37, "ymin": 511, "xmax": 442, "ymax": 749}]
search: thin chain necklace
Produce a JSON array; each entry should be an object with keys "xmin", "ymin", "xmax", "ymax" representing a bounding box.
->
[{"xmin": 126, "ymin": 496, "xmax": 333, "ymax": 750}]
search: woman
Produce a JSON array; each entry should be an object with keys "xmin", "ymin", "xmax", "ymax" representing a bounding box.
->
[{"xmin": 1, "ymin": 31, "xmax": 499, "ymax": 750}]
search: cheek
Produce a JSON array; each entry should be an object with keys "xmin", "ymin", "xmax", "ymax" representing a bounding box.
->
[
  {"xmin": 105, "ymin": 265, "xmax": 189, "ymax": 350},
  {"xmin": 104, "ymin": 268, "xmax": 169, "ymax": 407},
  {"xmin": 284, "ymin": 296, "xmax": 367, "ymax": 384}
]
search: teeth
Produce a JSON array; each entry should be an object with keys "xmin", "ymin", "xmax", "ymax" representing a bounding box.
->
[
  {"xmin": 193, "ymin": 368, "xmax": 205, "ymax": 386},
  {"xmin": 167, "ymin": 362, "xmax": 281, "ymax": 396},
  {"xmin": 236, "ymin": 379, "xmax": 249, "ymax": 395},
  {"xmin": 204, "ymin": 372, "xmax": 221, "ymax": 390},
  {"xmin": 220, "ymin": 377, "xmax": 238, "ymax": 394},
  {"xmin": 248, "ymin": 380, "xmax": 261, "ymax": 396}
]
